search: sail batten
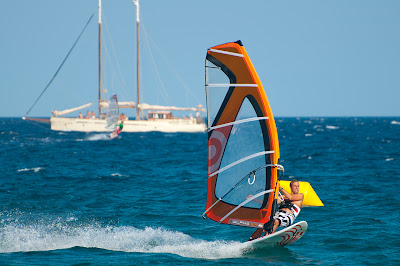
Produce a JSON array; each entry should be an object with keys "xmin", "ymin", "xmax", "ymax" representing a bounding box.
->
[
  {"xmin": 206, "ymin": 84, "xmax": 258, "ymax": 87},
  {"xmin": 208, "ymin": 49, "xmax": 244, "ymax": 57},
  {"xmin": 208, "ymin": 116, "xmax": 268, "ymax": 131},
  {"xmin": 208, "ymin": 150, "xmax": 275, "ymax": 178},
  {"xmin": 204, "ymin": 40, "xmax": 281, "ymax": 228}
]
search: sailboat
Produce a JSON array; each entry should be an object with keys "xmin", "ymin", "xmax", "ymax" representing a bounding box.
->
[
  {"xmin": 24, "ymin": 0, "xmax": 206, "ymax": 133},
  {"xmin": 202, "ymin": 41, "xmax": 307, "ymax": 247}
]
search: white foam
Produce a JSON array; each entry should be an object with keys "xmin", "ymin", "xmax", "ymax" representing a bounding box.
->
[
  {"xmin": 326, "ymin": 125, "xmax": 339, "ymax": 130},
  {"xmin": 111, "ymin": 173, "xmax": 122, "ymax": 176},
  {"xmin": 0, "ymin": 223, "xmax": 246, "ymax": 259},
  {"xmin": 82, "ymin": 134, "xmax": 111, "ymax": 141},
  {"xmin": 391, "ymin": 121, "xmax": 400, "ymax": 125},
  {"xmin": 17, "ymin": 167, "xmax": 44, "ymax": 173}
]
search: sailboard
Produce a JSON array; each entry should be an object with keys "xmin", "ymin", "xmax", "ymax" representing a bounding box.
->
[
  {"xmin": 106, "ymin": 94, "xmax": 119, "ymax": 139},
  {"xmin": 242, "ymin": 221, "xmax": 308, "ymax": 249},
  {"xmin": 202, "ymin": 40, "xmax": 306, "ymax": 246}
]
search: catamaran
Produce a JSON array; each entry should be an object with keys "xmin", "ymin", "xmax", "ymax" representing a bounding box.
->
[
  {"xmin": 202, "ymin": 41, "xmax": 319, "ymax": 247},
  {"xmin": 24, "ymin": 0, "xmax": 206, "ymax": 133}
]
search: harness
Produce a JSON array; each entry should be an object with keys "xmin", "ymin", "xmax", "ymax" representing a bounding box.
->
[
  {"xmin": 279, "ymin": 201, "xmax": 301, "ymax": 218},
  {"xmin": 279, "ymin": 201, "xmax": 294, "ymax": 210}
]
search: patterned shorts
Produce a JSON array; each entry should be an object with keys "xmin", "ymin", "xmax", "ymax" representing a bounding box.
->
[{"xmin": 274, "ymin": 210, "xmax": 295, "ymax": 227}]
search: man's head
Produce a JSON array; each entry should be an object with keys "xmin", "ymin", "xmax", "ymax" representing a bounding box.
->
[{"xmin": 290, "ymin": 179, "xmax": 300, "ymax": 194}]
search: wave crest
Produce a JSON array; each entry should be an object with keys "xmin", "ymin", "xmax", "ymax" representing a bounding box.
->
[{"xmin": 0, "ymin": 223, "xmax": 245, "ymax": 259}]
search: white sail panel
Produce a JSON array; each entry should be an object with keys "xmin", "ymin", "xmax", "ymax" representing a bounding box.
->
[{"xmin": 106, "ymin": 95, "xmax": 119, "ymax": 129}]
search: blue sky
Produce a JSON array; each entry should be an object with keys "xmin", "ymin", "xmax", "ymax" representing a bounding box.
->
[{"xmin": 1, "ymin": 0, "xmax": 399, "ymax": 117}]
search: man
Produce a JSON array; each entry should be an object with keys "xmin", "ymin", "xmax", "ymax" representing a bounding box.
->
[
  {"xmin": 248, "ymin": 179, "xmax": 304, "ymax": 241},
  {"xmin": 110, "ymin": 121, "xmax": 124, "ymax": 139}
]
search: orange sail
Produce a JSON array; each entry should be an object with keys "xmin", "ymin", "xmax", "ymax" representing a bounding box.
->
[{"xmin": 203, "ymin": 41, "xmax": 282, "ymax": 229}]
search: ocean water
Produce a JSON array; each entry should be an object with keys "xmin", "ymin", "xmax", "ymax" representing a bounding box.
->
[{"xmin": 1, "ymin": 117, "xmax": 399, "ymax": 265}]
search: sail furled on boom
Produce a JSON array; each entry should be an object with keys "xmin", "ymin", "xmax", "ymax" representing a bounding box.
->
[
  {"xmin": 106, "ymin": 95, "xmax": 119, "ymax": 129},
  {"xmin": 203, "ymin": 41, "xmax": 281, "ymax": 228}
]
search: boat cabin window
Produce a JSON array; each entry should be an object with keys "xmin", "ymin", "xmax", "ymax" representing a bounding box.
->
[{"xmin": 148, "ymin": 111, "xmax": 172, "ymax": 120}]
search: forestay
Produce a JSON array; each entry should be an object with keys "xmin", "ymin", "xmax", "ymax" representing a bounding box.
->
[
  {"xmin": 203, "ymin": 41, "xmax": 282, "ymax": 229},
  {"xmin": 106, "ymin": 95, "xmax": 119, "ymax": 129}
]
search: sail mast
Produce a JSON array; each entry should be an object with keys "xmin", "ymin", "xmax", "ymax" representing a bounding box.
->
[
  {"xmin": 98, "ymin": 0, "xmax": 102, "ymax": 118},
  {"xmin": 133, "ymin": 0, "xmax": 140, "ymax": 120}
]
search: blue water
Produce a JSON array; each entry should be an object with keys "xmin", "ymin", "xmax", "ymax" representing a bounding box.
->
[{"xmin": 1, "ymin": 117, "xmax": 399, "ymax": 265}]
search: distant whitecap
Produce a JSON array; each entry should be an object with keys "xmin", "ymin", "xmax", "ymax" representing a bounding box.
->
[
  {"xmin": 326, "ymin": 125, "xmax": 339, "ymax": 129},
  {"xmin": 390, "ymin": 121, "xmax": 400, "ymax": 125},
  {"xmin": 17, "ymin": 167, "xmax": 44, "ymax": 173},
  {"xmin": 111, "ymin": 173, "xmax": 122, "ymax": 176}
]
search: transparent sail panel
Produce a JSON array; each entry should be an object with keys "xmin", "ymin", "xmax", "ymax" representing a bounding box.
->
[
  {"xmin": 106, "ymin": 96, "xmax": 119, "ymax": 129},
  {"xmin": 206, "ymin": 59, "xmax": 230, "ymax": 127},
  {"xmin": 215, "ymin": 98, "xmax": 267, "ymax": 208}
]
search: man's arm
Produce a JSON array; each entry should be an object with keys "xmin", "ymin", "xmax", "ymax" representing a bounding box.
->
[{"xmin": 279, "ymin": 187, "xmax": 304, "ymax": 201}]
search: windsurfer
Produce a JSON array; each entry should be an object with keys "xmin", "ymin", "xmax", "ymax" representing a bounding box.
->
[
  {"xmin": 110, "ymin": 120, "xmax": 124, "ymax": 138},
  {"xmin": 117, "ymin": 121, "xmax": 124, "ymax": 134},
  {"xmin": 249, "ymin": 179, "xmax": 304, "ymax": 241}
]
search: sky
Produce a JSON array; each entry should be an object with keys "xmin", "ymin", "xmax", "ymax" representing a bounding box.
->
[{"xmin": 1, "ymin": 0, "xmax": 400, "ymax": 117}]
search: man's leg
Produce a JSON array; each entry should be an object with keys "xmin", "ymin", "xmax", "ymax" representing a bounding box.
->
[
  {"xmin": 271, "ymin": 219, "xmax": 280, "ymax": 234},
  {"xmin": 248, "ymin": 228, "xmax": 264, "ymax": 241}
]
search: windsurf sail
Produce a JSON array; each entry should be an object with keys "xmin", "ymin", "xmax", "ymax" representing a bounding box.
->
[
  {"xmin": 203, "ymin": 40, "xmax": 282, "ymax": 229},
  {"xmin": 106, "ymin": 94, "xmax": 119, "ymax": 129}
]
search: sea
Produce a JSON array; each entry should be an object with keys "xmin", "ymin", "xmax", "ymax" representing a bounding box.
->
[{"xmin": 1, "ymin": 117, "xmax": 399, "ymax": 265}]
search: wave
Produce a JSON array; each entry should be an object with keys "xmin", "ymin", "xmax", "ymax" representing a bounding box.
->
[
  {"xmin": 326, "ymin": 125, "xmax": 339, "ymax": 130},
  {"xmin": 0, "ymin": 223, "xmax": 246, "ymax": 259},
  {"xmin": 390, "ymin": 121, "xmax": 400, "ymax": 125},
  {"xmin": 17, "ymin": 167, "xmax": 44, "ymax": 173},
  {"xmin": 78, "ymin": 133, "xmax": 112, "ymax": 141}
]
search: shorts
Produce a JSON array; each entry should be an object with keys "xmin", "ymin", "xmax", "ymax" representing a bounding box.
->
[{"xmin": 274, "ymin": 210, "xmax": 295, "ymax": 228}]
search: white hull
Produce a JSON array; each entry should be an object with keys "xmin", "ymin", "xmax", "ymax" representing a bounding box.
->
[{"xmin": 50, "ymin": 117, "xmax": 206, "ymax": 133}]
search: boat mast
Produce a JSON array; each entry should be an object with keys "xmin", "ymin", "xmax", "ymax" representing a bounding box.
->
[
  {"xmin": 98, "ymin": 0, "xmax": 102, "ymax": 118},
  {"xmin": 133, "ymin": 0, "xmax": 140, "ymax": 120}
]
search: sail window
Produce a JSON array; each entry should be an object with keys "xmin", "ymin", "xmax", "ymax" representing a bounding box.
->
[
  {"xmin": 219, "ymin": 189, "xmax": 274, "ymax": 223},
  {"xmin": 213, "ymin": 97, "xmax": 271, "ymax": 207},
  {"xmin": 205, "ymin": 60, "xmax": 231, "ymax": 127},
  {"xmin": 209, "ymin": 150, "xmax": 274, "ymax": 178}
]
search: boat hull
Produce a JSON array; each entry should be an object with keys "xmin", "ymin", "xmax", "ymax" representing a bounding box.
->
[{"xmin": 50, "ymin": 117, "xmax": 206, "ymax": 133}]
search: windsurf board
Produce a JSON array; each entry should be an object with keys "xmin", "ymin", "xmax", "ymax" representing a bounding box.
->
[{"xmin": 242, "ymin": 221, "xmax": 308, "ymax": 249}]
